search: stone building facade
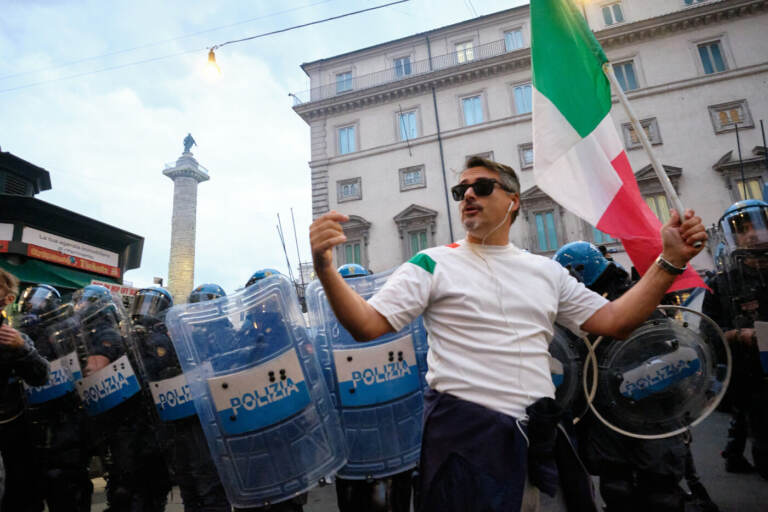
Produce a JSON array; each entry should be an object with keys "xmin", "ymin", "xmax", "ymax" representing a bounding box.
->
[{"xmin": 292, "ymin": 0, "xmax": 768, "ymax": 274}]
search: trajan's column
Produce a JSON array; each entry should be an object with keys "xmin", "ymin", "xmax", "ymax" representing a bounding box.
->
[{"xmin": 163, "ymin": 133, "xmax": 209, "ymax": 303}]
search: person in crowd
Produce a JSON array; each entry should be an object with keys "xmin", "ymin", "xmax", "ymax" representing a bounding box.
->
[
  {"xmin": 702, "ymin": 199, "xmax": 768, "ymax": 479},
  {"xmin": 309, "ymin": 156, "xmax": 707, "ymax": 511},
  {"xmin": 75, "ymin": 284, "xmax": 171, "ymax": 511},
  {"xmin": 134, "ymin": 284, "xmax": 231, "ymax": 511},
  {"xmin": 555, "ymin": 241, "xmax": 719, "ymax": 512},
  {"xmin": 0, "ymin": 271, "xmax": 50, "ymax": 511},
  {"xmin": 17, "ymin": 284, "xmax": 92, "ymax": 511}
]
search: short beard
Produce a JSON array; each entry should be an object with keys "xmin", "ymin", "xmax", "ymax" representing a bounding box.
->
[{"xmin": 462, "ymin": 217, "xmax": 483, "ymax": 234}]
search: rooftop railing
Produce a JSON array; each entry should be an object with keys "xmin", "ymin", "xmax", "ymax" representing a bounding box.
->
[
  {"xmin": 291, "ymin": 38, "xmax": 522, "ymax": 105},
  {"xmin": 164, "ymin": 161, "xmax": 210, "ymax": 176}
]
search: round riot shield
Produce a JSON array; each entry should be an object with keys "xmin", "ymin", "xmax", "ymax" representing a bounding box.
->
[
  {"xmin": 72, "ymin": 289, "xmax": 142, "ymax": 416},
  {"xmin": 587, "ymin": 305, "xmax": 730, "ymax": 439},
  {"xmin": 549, "ymin": 325, "xmax": 584, "ymax": 415},
  {"xmin": 12, "ymin": 304, "xmax": 84, "ymax": 405}
]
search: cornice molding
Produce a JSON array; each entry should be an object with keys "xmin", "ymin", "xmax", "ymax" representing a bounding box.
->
[
  {"xmin": 293, "ymin": 0, "xmax": 767, "ymax": 121},
  {"xmin": 597, "ymin": 0, "xmax": 768, "ymax": 49}
]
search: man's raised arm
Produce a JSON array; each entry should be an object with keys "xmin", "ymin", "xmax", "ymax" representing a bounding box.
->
[
  {"xmin": 310, "ymin": 211, "xmax": 395, "ymax": 341},
  {"xmin": 582, "ymin": 209, "xmax": 708, "ymax": 339}
]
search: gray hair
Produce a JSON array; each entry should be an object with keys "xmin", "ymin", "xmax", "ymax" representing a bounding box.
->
[{"xmin": 463, "ymin": 156, "xmax": 520, "ymax": 195}]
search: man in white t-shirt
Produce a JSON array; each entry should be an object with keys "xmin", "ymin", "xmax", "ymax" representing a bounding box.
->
[{"xmin": 309, "ymin": 156, "xmax": 707, "ymax": 511}]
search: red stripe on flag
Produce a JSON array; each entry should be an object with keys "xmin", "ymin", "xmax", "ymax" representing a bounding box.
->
[{"xmin": 596, "ymin": 150, "xmax": 706, "ymax": 292}]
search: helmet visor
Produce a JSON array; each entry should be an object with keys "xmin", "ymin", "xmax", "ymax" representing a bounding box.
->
[
  {"xmin": 132, "ymin": 291, "xmax": 171, "ymax": 320},
  {"xmin": 188, "ymin": 291, "xmax": 221, "ymax": 304},
  {"xmin": 19, "ymin": 287, "xmax": 59, "ymax": 315},
  {"xmin": 721, "ymin": 206, "xmax": 768, "ymax": 250}
]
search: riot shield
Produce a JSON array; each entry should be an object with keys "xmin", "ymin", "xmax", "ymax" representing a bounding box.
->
[
  {"xmin": 13, "ymin": 304, "xmax": 83, "ymax": 405},
  {"xmin": 549, "ymin": 324, "xmax": 584, "ymax": 415},
  {"xmin": 130, "ymin": 319, "xmax": 195, "ymax": 422},
  {"xmin": 165, "ymin": 273, "xmax": 346, "ymax": 508},
  {"xmin": 305, "ymin": 269, "xmax": 429, "ymax": 480},
  {"xmin": 587, "ymin": 305, "xmax": 730, "ymax": 439},
  {"xmin": 72, "ymin": 291, "xmax": 142, "ymax": 416}
]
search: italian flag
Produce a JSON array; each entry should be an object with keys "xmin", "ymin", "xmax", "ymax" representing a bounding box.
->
[{"xmin": 531, "ymin": 0, "xmax": 705, "ymax": 291}]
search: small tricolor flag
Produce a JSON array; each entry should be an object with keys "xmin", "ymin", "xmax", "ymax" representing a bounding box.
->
[{"xmin": 531, "ymin": 0, "xmax": 705, "ymax": 292}]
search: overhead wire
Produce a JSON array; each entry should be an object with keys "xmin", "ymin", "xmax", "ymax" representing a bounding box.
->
[
  {"xmin": 210, "ymin": 0, "xmax": 410, "ymax": 50},
  {"xmin": 0, "ymin": 0, "xmax": 337, "ymax": 82},
  {"xmin": 0, "ymin": 0, "xmax": 409, "ymax": 95}
]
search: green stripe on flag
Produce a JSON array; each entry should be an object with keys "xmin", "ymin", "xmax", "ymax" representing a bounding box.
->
[
  {"xmin": 408, "ymin": 253, "xmax": 436, "ymax": 274},
  {"xmin": 531, "ymin": 0, "xmax": 612, "ymax": 137}
]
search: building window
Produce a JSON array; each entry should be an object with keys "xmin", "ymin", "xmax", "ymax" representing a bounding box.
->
[
  {"xmin": 645, "ymin": 194, "xmax": 671, "ymax": 224},
  {"xmin": 455, "ymin": 41, "xmax": 474, "ymax": 63},
  {"xmin": 698, "ymin": 41, "xmax": 727, "ymax": 74},
  {"xmin": 462, "ymin": 95, "xmax": 484, "ymax": 126},
  {"xmin": 337, "ymin": 177, "xmax": 362, "ymax": 203},
  {"xmin": 504, "ymin": 29, "xmax": 524, "ymax": 51},
  {"xmin": 622, "ymin": 118, "xmax": 662, "ymax": 150},
  {"xmin": 399, "ymin": 165, "xmax": 426, "ymax": 191},
  {"xmin": 338, "ymin": 125, "xmax": 356, "ymax": 155},
  {"xmin": 602, "ymin": 2, "xmax": 625, "ymax": 25},
  {"xmin": 708, "ymin": 99, "xmax": 754, "ymax": 134},
  {"xmin": 592, "ymin": 227, "xmax": 617, "ymax": 245},
  {"xmin": 336, "ymin": 72, "xmax": 353, "ymax": 94},
  {"xmin": 534, "ymin": 211, "xmax": 558, "ymax": 252},
  {"xmin": 394, "ymin": 56, "xmax": 412, "ymax": 78},
  {"xmin": 409, "ymin": 230, "xmax": 428, "ymax": 257},
  {"xmin": 513, "ymin": 83, "xmax": 532, "ymax": 114},
  {"xmin": 735, "ymin": 177, "xmax": 763, "ymax": 200},
  {"xmin": 398, "ymin": 110, "xmax": 418, "ymax": 140},
  {"xmin": 394, "ymin": 204, "xmax": 438, "ymax": 261},
  {"xmin": 519, "ymin": 143, "xmax": 534, "ymax": 170},
  {"xmin": 466, "ymin": 151, "xmax": 495, "ymax": 164},
  {"xmin": 343, "ymin": 241, "xmax": 362, "ymax": 265},
  {"xmin": 612, "ymin": 61, "xmax": 638, "ymax": 92}
]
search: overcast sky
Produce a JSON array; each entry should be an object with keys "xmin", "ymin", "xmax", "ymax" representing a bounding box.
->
[{"xmin": 0, "ymin": 0, "xmax": 526, "ymax": 294}]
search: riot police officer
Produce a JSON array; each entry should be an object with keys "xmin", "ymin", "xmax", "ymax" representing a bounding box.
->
[
  {"xmin": 74, "ymin": 284, "xmax": 171, "ymax": 511},
  {"xmin": 332, "ymin": 263, "xmax": 415, "ymax": 512},
  {"xmin": 703, "ymin": 200, "xmax": 768, "ymax": 478},
  {"xmin": 0, "ymin": 271, "xmax": 50, "ymax": 511},
  {"xmin": 16, "ymin": 284, "xmax": 93, "ymax": 511},
  {"xmin": 236, "ymin": 269, "xmax": 307, "ymax": 512},
  {"xmin": 554, "ymin": 241, "xmax": 718, "ymax": 512},
  {"xmin": 134, "ymin": 284, "xmax": 231, "ymax": 511}
]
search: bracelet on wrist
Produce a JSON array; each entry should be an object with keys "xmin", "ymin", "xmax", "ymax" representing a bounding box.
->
[{"xmin": 655, "ymin": 254, "xmax": 686, "ymax": 275}]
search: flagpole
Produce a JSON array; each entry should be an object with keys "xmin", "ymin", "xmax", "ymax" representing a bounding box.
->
[{"xmin": 602, "ymin": 62, "xmax": 702, "ymax": 248}]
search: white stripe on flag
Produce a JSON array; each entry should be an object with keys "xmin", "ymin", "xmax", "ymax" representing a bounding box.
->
[{"xmin": 533, "ymin": 90, "xmax": 624, "ymax": 225}]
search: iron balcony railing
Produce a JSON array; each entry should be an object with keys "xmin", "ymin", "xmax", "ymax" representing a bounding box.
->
[{"xmin": 291, "ymin": 38, "xmax": 522, "ymax": 105}]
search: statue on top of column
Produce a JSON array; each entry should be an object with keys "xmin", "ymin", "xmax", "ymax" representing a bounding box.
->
[{"xmin": 183, "ymin": 133, "xmax": 197, "ymax": 153}]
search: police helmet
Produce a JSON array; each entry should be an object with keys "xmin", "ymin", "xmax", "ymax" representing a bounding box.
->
[
  {"xmin": 131, "ymin": 287, "xmax": 173, "ymax": 324},
  {"xmin": 18, "ymin": 284, "xmax": 61, "ymax": 317},
  {"xmin": 73, "ymin": 285, "xmax": 117, "ymax": 323},
  {"xmin": 188, "ymin": 283, "xmax": 226, "ymax": 304},
  {"xmin": 553, "ymin": 241, "xmax": 609, "ymax": 286},
  {"xmin": 245, "ymin": 268, "xmax": 281, "ymax": 288},
  {"xmin": 337, "ymin": 263, "xmax": 369, "ymax": 278},
  {"xmin": 719, "ymin": 199, "xmax": 768, "ymax": 251}
]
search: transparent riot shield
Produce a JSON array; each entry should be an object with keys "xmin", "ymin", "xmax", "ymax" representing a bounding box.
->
[
  {"xmin": 549, "ymin": 324, "xmax": 584, "ymax": 414},
  {"xmin": 72, "ymin": 291, "xmax": 142, "ymax": 416},
  {"xmin": 587, "ymin": 306, "xmax": 730, "ymax": 439},
  {"xmin": 164, "ymin": 274, "xmax": 346, "ymax": 508},
  {"xmin": 130, "ymin": 319, "xmax": 195, "ymax": 422},
  {"xmin": 305, "ymin": 269, "xmax": 429, "ymax": 480},
  {"xmin": 13, "ymin": 304, "xmax": 83, "ymax": 405}
]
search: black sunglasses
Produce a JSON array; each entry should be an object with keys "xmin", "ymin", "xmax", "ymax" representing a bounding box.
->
[{"xmin": 451, "ymin": 178, "xmax": 511, "ymax": 201}]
